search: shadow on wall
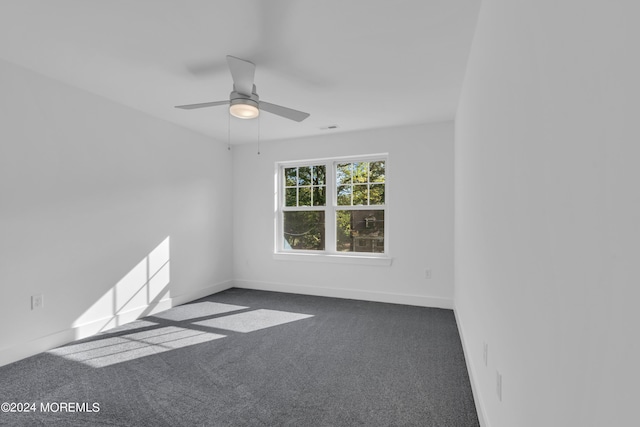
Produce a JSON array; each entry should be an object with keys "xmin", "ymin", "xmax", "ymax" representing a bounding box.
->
[{"xmin": 71, "ymin": 237, "xmax": 172, "ymax": 337}]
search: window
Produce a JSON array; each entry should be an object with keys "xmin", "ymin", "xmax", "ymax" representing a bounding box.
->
[
  {"xmin": 335, "ymin": 161, "xmax": 385, "ymax": 253},
  {"xmin": 282, "ymin": 165, "xmax": 326, "ymax": 251},
  {"xmin": 276, "ymin": 155, "xmax": 387, "ymax": 258}
]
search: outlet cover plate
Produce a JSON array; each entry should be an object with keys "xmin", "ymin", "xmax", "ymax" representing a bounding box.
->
[{"xmin": 31, "ymin": 294, "xmax": 44, "ymax": 310}]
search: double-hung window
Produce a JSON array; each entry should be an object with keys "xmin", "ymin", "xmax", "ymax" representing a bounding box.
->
[{"xmin": 276, "ymin": 154, "xmax": 387, "ymax": 258}]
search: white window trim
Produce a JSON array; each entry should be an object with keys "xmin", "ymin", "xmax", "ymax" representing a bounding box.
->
[
  {"xmin": 274, "ymin": 154, "xmax": 391, "ymax": 265},
  {"xmin": 272, "ymin": 252, "xmax": 393, "ymax": 266}
]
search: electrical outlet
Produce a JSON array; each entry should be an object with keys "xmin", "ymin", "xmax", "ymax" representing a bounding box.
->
[
  {"xmin": 483, "ymin": 342, "xmax": 489, "ymax": 366},
  {"xmin": 496, "ymin": 371, "xmax": 502, "ymax": 402},
  {"xmin": 31, "ymin": 294, "xmax": 44, "ymax": 310},
  {"xmin": 425, "ymin": 269, "xmax": 432, "ymax": 279}
]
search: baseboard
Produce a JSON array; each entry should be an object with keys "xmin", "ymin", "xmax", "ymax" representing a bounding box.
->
[
  {"xmin": 0, "ymin": 327, "xmax": 77, "ymax": 369},
  {"xmin": 72, "ymin": 297, "xmax": 173, "ymax": 336},
  {"xmin": 0, "ymin": 280, "xmax": 233, "ymax": 368},
  {"xmin": 454, "ymin": 304, "xmax": 489, "ymax": 427},
  {"xmin": 170, "ymin": 280, "xmax": 233, "ymax": 307},
  {"xmin": 233, "ymin": 279, "xmax": 453, "ymax": 309}
]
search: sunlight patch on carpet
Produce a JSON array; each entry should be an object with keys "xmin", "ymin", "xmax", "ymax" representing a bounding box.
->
[
  {"xmin": 193, "ymin": 309, "xmax": 314, "ymax": 333},
  {"xmin": 48, "ymin": 326, "xmax": 225, "ymax": 368},
  {"xmin": 152, "ymin": 301, "xmax": 248, "ymax": 322}
]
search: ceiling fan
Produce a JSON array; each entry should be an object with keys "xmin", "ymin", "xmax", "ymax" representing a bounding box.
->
[{"xmin": 175, "ymin": 55, "xmax": 310, "ymax": 122}]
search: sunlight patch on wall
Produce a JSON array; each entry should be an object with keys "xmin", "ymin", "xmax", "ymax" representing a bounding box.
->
[
  {"xmin": 72, "ymin": 237, "xmax": 171, "ymax": 334},
  {"xmin": 148, "ymin": 235, "xmax": 170, "ymax": 300}
]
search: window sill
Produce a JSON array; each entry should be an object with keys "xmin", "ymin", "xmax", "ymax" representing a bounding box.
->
[{"xmin": 273, "ymin": 252, "xmax": 393, "ymax": 266}]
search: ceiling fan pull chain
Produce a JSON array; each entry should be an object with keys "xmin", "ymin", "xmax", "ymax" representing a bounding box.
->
[
  {"xmin": 227, "ymin": 109, "xmax": 231, "ymax": 151},
  {"xmin": 257, "ymin": 115, "xmax": 261, "ymax": 156}
]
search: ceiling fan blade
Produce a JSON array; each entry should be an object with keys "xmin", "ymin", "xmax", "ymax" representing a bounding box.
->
[
  {"xmin": 255, "ymin": 0, "xmax": 294, "ymax": 58},
  {"xmin": 175, "ymin": 100, "xmax": 229, "ymax": 110},
  {"xmin": 185, "ymin": 59, "xmax": 228, "ymax": 77},
  {"xmin": 226, "ymin": 55, "xmax": 255, "ymax": 96},
  {"xmin": 259, "ymin": 101, "xmax": 310, "ymax": 122}
]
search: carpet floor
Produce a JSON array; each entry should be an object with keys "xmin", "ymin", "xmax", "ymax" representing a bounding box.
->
[{"xmin": 0, "ymin": 288, "xmax": 479, "ymax": 426}]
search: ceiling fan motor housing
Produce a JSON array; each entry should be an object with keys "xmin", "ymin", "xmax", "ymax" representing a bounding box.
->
[
  {"xmin": 230, "ymin": 91, "xmax": 259, "ymax": 108},
  {"xmin": 230, "ymin": 86, "xmax": 260, "ymax": 118},
  {"xmin": 231, "ymin": 83, "xmax": 259, "ymax": 102}
]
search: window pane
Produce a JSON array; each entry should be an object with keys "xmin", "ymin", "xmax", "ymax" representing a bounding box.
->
[
  {"xmin": 337, "ymin": 163, "xmax": 352, "ymax": 185},
  {"xmin": 336, "ymin": 210, "xmax": 384, "ymax": 253},
  {"xmin": 353, "ymin": 184, "xmax": 368, "ymax": 205},
  {"xmin": 336, "ymin": 210, "xmax": 352, "ymax": 251},
  {"xmin": 299, "ymin": 187, "xmax": 311, "ymax": 206},
  {"xmin": 353, "ymin": 162, "xmax": 368, "ymax": 183},
  {"xmin": 369, "ymin": 161, "xmax": 385, "ymax": 183},
  {"xmin": 313, "ymin": 186, "xmax": 326, "ymax": 206},
  {"xmin": 313, "ymin": 165, "xmax": 326, "ymax": 185},
  {"xmin": 298, "ymin": 166, "xmax": 311, "ymax": 185},
  {"xmin": 285, "ymin": 168, "xmax": 297, "ymax": 187},
  {"xmin": 369, "ymin": 183, "xmax": 385, "ymax": 205},
  {"xmin": 285, "ymin": 188, "xmax": 297, "ymax": 207},
  {"xmin": 283, "ymin": 211, "xmax": 325, "ymax": 251},
  {"xmin": 337, "ymin": 185, "xmax": 352, "ymax": 206}
]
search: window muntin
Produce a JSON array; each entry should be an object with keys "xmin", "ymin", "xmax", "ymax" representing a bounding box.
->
[
  {"xmin": 336, "ymin": 161, "xmax": 385, "ymax": 206},
  {"xmin": 284, "ymin": 165, "xmax": 326, "ymax": 207},
  {"xmin": 278, "ymin": 156, "xmax": 387, "ymax": 256}
]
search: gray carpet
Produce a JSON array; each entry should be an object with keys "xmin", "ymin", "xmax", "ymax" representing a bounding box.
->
[{"xmin": 0, "ymin": 289, "xmax": 479, "ymax": 426}]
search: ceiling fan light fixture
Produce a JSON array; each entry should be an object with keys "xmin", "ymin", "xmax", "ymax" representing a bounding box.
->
[{"xmin": 230, "ymin": 99, "xmax": 259, "ymax": 119}]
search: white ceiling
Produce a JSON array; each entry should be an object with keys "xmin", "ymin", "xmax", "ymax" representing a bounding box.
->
[{"xmin": 0, "ymin": 0, "xmax": 480, "ymax": 143}]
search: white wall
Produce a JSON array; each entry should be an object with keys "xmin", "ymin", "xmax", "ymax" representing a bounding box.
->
[
  {"xmin": 232, "ymin": 122, "xmax": 454, "ymax": 308},
  {"xmin": 455, "ymin": 1, "xmax": 640, "ymax": 426},
  {"xmin": 0, "ymin": 59, "xmax": 233, "ymax": 366}
]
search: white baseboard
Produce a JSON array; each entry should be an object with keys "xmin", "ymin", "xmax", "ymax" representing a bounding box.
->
[
  {"xmin": 454, "ymin": 304, "xmax": 489, "ymax": 427},
  {"xmin": 233, "ymin": 279, "xmax": 453, "ymax": 309},
  {"xmin": 0, "ymin": 280, "xmax": 233, "ymax": 368},
  {"xmin": 0, "ymin": 298, "xmax": 171, "ymax": 368},
  {"xmin": 0, "ymin": 328, "xmax": 77, "ymax": 369},
  {"xmin": 72, "ymin": 298, "xmax": 173, "ymax": 337},
  {"xmin": 170, "ymin": 280, "xmax": 233, "ymax": 306}
]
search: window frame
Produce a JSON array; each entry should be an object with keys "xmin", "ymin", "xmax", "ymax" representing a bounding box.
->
[{"xmin": 274, "ymin": 154, "xmax": 391, "ymax": 265}]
